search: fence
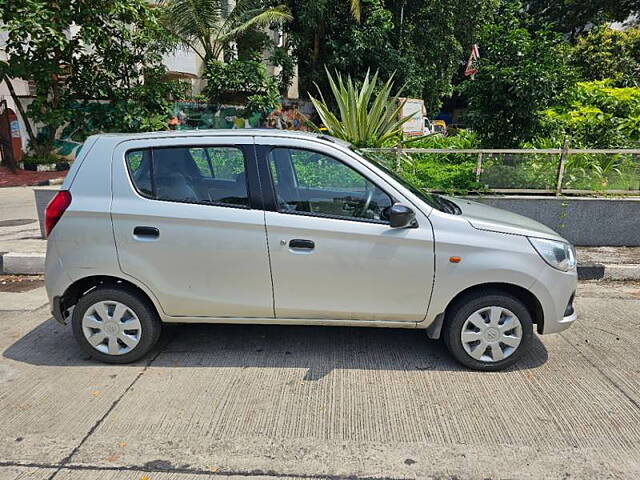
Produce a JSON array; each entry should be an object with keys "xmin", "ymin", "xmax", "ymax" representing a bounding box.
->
[{"xmin": 361, "ymin": 143, "xmax": 640, "ymax": 195}]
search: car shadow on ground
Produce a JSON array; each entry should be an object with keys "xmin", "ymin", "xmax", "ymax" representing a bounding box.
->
[{"xmin": 3, "ymin": 317, "xmax": 548, "ymax": 377}]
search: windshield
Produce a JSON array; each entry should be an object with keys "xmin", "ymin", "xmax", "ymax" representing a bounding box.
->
[{"xmin": 355, "ymin": 150, "xmax": 460, "ymax": 215}]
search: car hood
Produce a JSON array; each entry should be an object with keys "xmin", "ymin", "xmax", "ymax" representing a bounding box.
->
[{"xmin": 445, "ymin": 196, "xmax": 567, "ymax": 242}]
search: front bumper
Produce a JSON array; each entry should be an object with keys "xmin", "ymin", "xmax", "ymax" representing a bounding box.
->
[
  {"xmin": 529, "ymin": 265, "xmax": 578, "ymax": 335},
  {"xmin": 543, "ymin": 309, "xmax": 577, "ymax": 334}
]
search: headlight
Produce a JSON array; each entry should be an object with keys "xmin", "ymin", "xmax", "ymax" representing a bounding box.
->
[{"xmin": 528, "ymin": 237, "xmax": 576, "ymax": 272}]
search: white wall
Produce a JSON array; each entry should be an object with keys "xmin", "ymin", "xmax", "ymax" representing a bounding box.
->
[{"xmin": 163, "ymin": 48, "xmax": 202, "ymax": 78}]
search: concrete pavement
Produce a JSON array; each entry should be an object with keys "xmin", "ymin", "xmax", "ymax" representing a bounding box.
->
[
  {"xmin": 0, "ymin": 281, "xmax": 639, "ymax": 479},
  {"xmin": 0, "ymin": 187, "xmax": 49, "ymax": 275},
  {"xmin": 0, "ymin": 187, "xmax": 47, "ymax": 264},
  {"xmin": 0, "ymin": 187, "xmax": 42, "ymax": 222}
]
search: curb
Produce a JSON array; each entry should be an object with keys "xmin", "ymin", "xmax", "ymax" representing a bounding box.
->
[
  {"xmin": 36, "ymin": 177, "xmax": 64, "ymax": 186},
  {"xmin": 577, "ymin": 264, "xmax": 605, "ymax": 280},
  {"xmin": 577, "ymin": 263, "xmax": 640, "ymax": 281},
  {"xmin": 599, "ymin": 265, "xmax": 640, "ymax": 281},
  {"xmin": 1, "ymin": 251, "xmax": 640, "ymax": 280},
  {"xmin": 1, "ymin": 253, "xmax": 46, "ymax": 275}
]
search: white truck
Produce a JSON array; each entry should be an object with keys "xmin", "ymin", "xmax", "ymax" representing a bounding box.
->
[{"xmin": 398, "ymin": 98, "xmax": 433, "ymax": 137}]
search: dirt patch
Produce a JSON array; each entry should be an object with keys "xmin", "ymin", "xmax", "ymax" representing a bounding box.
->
[
  {"xmin": 0, "ymin": 275, "xmax": 44, "ymax": 292},
  {"xmin": 578, "ymin": 279, "xmax": 640, "ymax": 300},
  {"xmin": 0, "ymin": 167, "xmax": 66, "ymax": 187},
  {"xmin": 0, "ymin": 219, "xmax": 36, "ymax": 227},
  {"xmin": 577, "ymin": 246, "xmax": 640, "ymax": 265}
]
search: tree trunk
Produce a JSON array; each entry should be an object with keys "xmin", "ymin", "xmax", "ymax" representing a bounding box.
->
[
  {"xmin": 312, "ymin": 20, "xmax": 326, "ymax": 66},
  {"xmin": 313, "ymin": 32, "xmax": 320, "ymax": 64},
  {"xmin": 1, "ymin": 74, "xmax": 37, "ymax": 146},
  {"xmin": 34, "ymin": 74, "xmax": 62, "ymax": 158}
]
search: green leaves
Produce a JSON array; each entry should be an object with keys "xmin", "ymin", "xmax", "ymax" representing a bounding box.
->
[
  {"xmin": 161, "ymin": 0, "xmax": 291, "ymax": 64},
  {"xmin": 541, "ymin": 81, "xmax": 640, "ymax": 148},
  {"xmin": 286, "ymin": 0, "xmax": 495, "ymax": 116},
  {"xmin": 460, "ymin": 1, "xmax": 575, "ymax": 147},
  {"xmin": 525, "ymin": 0, "xmax": 635, "ymax": 39},
  {"xmin": 309, "ymin": 69, "xmax": 411, "ymax": 148},
  {"xmin": 572, "ymin": 27, "xmax": 640, "ymax": 88},
  {"xmin": 203, "ymin": 60, "xmax": 280, "ymax": 117},
  {"xmin": 0, "ymin": 0, "xmax": 182, "ymax": 155},
  {"xmin": 348, "ymin": 0, "xmax": 361, "ymax": 22}
]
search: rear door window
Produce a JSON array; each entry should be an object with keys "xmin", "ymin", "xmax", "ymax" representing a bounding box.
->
[{"xmin": 125, "ymin": 146, "xmax": 249, "ymax": 207}]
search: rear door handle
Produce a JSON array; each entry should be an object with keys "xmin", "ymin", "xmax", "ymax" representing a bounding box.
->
[
  {"xmin": 289, "ymin": 239, "xmax": 315, "ymax": 250},
  {"xmin": 133, "ymin": 226, "xmax": 159, "ymax": 239}
]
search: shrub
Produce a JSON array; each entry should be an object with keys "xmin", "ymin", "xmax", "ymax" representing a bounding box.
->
[
  {"xmin": 362, "ymin": 130, "xmax": 481, "ymax": 192},
  {"xmin": 541, "ymin": 80, "xmax": 640, "ymax": 148},
  {"xmin": 22, "ymin": 152, "xmax": 59, "ymax": 166},
  {"xmin": 400, "ymin": 159, "xmax": 479, "ymax": 192},
  {"xmin": 404, "ymin": 129, "xmax": 479, "ymax": 149},
  {"xmin": 572, "ymin": 27, "xmax": 640, "ymax": 87},
  {"xmin": 203, "ymin": 60, "xmax": 280, "ymax": 117},
  {"xmin": 309, "ymin": 69, "xmax": 411, "ymax": 148}
]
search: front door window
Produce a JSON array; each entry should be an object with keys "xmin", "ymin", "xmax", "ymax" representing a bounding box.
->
[{"xmin": 268, "ymin": 148, "xmax": 393, "ymax": 222}]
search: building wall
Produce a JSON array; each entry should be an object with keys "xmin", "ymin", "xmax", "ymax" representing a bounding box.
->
[
  {"xmin": 262, "ymin": 28, "xmax": 299, "ymax": 100},
  {"xmin": 162, "ymin": 48, "xmax": 206, "ymax": 96}
]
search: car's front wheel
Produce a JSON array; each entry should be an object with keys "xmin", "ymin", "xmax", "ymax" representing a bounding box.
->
[
  {"xmin": 443, "ymin": 290, "xmax": 533, "ymax": 371},
  {"xmin": 72, "ymin": 287, "xmax": 161, "ymax": 364}
]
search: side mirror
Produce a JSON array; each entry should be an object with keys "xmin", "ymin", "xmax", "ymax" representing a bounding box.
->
[{"xmin": 388, "ymin": 203, "xmax": 416, "ymax": 228}]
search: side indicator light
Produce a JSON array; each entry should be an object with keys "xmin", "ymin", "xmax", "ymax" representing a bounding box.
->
[{"xmin": 449, "ymin": 256, "xmax": 462, "ymax": 263}]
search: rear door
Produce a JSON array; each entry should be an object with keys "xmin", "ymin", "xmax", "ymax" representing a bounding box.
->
[
  {"xmin": 256, "ymin": 137, "xmax": 435, "ymax": 322},
  {"xmin": 111, "ymin": 136, "xmax": 273, "ymax": 318}
]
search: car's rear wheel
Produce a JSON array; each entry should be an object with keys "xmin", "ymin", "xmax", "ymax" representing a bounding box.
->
[
  {"xmin": 72, "ymin": 287, "xmax": 161, "ymax": 364},
  {"xmin": 443, "ymin": 290, "xmax": 533, "ymax": 371}
]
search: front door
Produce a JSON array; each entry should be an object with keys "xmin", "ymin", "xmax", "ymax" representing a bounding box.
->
[
  {"xmin": 258, "ymin": 139, "xmax": 434, "ymax": 322},
  {"xmin": 111, "ymin": 136, "xmax": 273, "ymax": 318}
]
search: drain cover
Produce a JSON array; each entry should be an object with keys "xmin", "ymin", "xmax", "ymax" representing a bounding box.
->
[{"xmin": 0, "ymin": 219, "xmax": 36, "ymax": 227}]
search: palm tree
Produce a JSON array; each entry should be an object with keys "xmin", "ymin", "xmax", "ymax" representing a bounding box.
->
[{"xmin": 161, "ymin": 0, "xmax": 292, "ymax": 64}]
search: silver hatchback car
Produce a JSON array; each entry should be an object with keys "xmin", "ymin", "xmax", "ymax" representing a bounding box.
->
[{"xmin": 44, "ymin": 130, "xmax": 577, "ymax": 370}]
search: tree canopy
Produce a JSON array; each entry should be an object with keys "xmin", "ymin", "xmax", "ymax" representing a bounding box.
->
[
  {"xmin": 459, "ymin": 1, "xmax": 576, "ymax": 147},
  {"xmin": 0, "ymin": 0, "xmax": 182, "ymax": 154},
  {"xmin": 572, "ymin": 27, "xmax": 640, "ymax": 87},
  {"xmin": 4, "ymin": 0, "xmax": 640, "ymax": 155},
  {"xmin": 283, "ymin": 0, "xmax": 496, "ymax": 116},
  {"xmin": 160, "ymin": 0, "xmax": 291, "ymax": 65},
  {"xmin": 524, "ymin": 0, "xmax": 638, "ymax": 39}
]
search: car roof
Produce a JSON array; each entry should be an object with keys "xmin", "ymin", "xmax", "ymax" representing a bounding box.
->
[{"xmin": 95, "ymin": 129, "xmax": 353, "ymax": 148}]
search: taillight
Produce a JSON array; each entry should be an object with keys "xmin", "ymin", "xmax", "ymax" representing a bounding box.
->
[{"xmin": 44, "ymin": 190, "xmax": 72, "ymax": 237}]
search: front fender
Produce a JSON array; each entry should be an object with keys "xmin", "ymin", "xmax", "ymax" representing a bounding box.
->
[{"xmin": 422, "ymin": 214, "xmax": 546, "ymax": 327}]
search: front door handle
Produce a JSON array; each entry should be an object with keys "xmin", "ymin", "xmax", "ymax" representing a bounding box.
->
[
  {"xmin": 289, "ymin": 239, "xmax": 315, "ymax": 250},
  {"xmin": 133, "ymin": 226, "xmax": 159, "ymax": 239}
]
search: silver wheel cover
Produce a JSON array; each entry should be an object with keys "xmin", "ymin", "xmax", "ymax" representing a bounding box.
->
[
  {"xmin": 81, "ymin": 300, "xmax": 142, "ymax": 355},
  {"xmin": 460, "ymin": 306, "xmax": 523, "ymax": 363}
]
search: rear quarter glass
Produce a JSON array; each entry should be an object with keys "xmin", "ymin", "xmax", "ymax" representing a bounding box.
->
[{"xmin": 61, "ymin": 135, "xmax": 100, "ymax": 190}]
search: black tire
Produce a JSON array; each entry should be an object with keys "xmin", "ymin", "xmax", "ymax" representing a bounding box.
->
[
  {"xmin": 72, "ymin": 286, "xmax": 161, "ymax": 364},
  {"xmin": 443, "ymin": 290, "xmax": 533, "ymax": 371}
]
